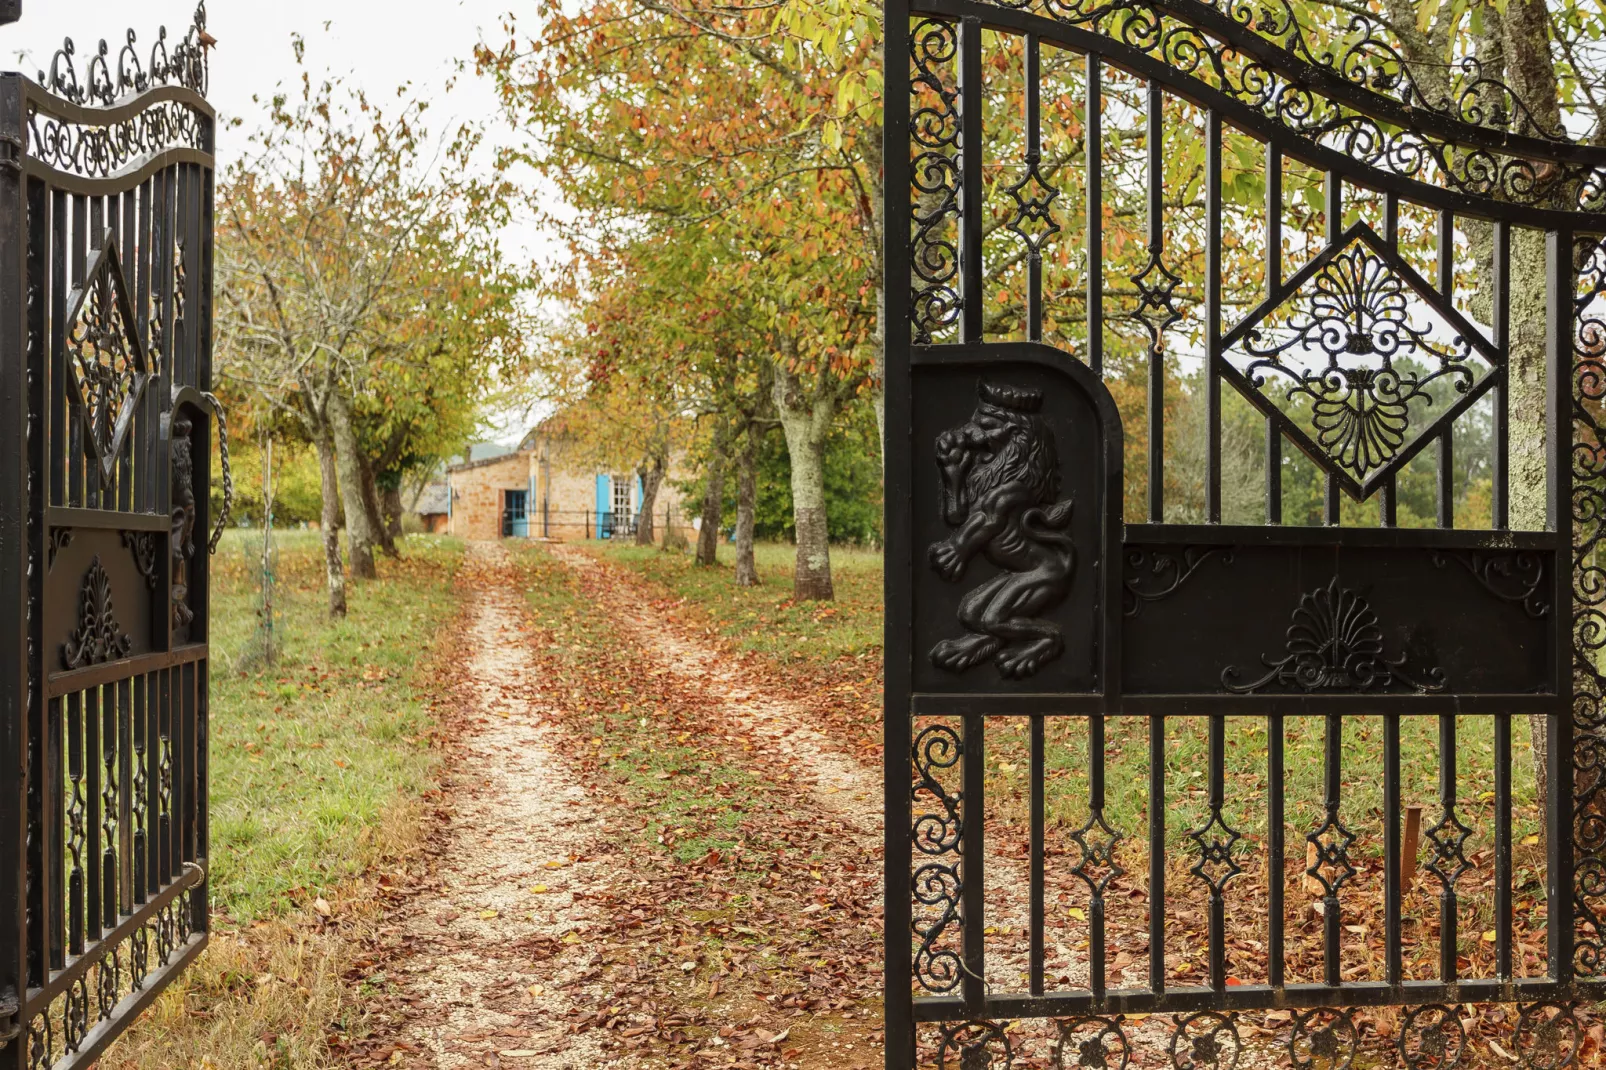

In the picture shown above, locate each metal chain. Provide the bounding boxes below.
[200,391,231,554]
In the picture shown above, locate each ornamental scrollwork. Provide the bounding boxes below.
[1429,549,1548,618]
[937,1020,1013,1069]
[61,554,133,670]
[1514,1002,1580,1070]
[1399,1004,1465,1070]
[972,0,1606,209]
[27,98,207,180]
[928,382,1075,680]
[1169,1011,1240,1070]
[910,19,961,343]
[1570,236,1606,977]
[64,237,147,485]
[1220,577,1446,694]
[1004,155,1061,257]
[1289,1008,1358,1070]
[1123,546,1229,616]
[911,721,963,994]
[1231,235,1481,484]
[1055,1016,1131,1070]
[38,3,209,106]
[121,530,160,589]
[47,527,74,571]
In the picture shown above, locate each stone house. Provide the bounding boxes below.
[444,425,689,541]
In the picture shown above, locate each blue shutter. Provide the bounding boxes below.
[635,474,644,514]
[595,474,610,538]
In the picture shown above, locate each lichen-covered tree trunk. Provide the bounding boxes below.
[314,427,348,618]
[697,422,729,567]
[636,458,664,546]
[328,389,378,579]
[773,359,838,601]
[734,426,759,588]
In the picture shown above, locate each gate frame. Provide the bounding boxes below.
[0,4,219,1066]
[882,0,1606,1064]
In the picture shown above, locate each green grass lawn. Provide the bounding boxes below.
[206,529,464,919]
[592,539,882,664]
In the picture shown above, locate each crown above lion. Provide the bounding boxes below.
[977,381,1044,415]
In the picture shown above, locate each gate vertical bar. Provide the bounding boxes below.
[21,129,45,1008]
[961,713,985,1011]
[1145,82,1163,523]
[0,70,29,1066]
[1086,54,1102,374]
[1204,111,1221,524]
[881,1,913,1065]
[1492,221,1510,530]
[1024,36,1042,343]
[958,18,982,345]
[1546,229,1574,983]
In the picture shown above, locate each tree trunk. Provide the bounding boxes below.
[360,451,398,558]
[734,425,759,587]
[1494,0,1565,840]
[382,483,405,540]
[697,423,729,567]
[773,361,836,601]
[636,457,664,546]
[327,390,377,579]
[314,426,348,618]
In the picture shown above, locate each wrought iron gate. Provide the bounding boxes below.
[883,0,1606,1065]
[0,5,222,1067]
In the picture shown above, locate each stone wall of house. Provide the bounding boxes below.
[531,436,692,541]
[447,454,532,540]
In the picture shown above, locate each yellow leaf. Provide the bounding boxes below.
[1523,834,1540,846]
[1068,907,1087,921]
[1416,0,1444,32]
[562,931,581,944]
[479,909,499,920]
[530,885,549,894]
[1482,930,1497,942]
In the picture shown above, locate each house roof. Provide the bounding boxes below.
[414,482,450,515]
[446,450,527,474]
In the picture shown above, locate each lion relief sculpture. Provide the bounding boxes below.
[928,381,1076,679]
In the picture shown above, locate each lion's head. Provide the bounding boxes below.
[935,381,1059,525]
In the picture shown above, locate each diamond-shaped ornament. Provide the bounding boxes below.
[1221,222,1497,499]
[64,233,148,484]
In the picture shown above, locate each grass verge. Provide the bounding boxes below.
[101,530,465,1070]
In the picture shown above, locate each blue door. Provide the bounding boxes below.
[505,490,528,537]
[595,474,611,538]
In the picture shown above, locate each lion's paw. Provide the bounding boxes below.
[930,634,1002,673]
[995,637,1063,679]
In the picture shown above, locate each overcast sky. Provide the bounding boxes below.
[6,0,558,443]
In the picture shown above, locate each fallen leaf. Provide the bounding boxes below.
[480,910,499,920]
[313,897,332,918]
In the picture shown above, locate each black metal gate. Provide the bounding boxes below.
[0,5,223,1066]
[883,0,1606,1065]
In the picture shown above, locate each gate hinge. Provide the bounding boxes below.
[0,987,19,1046]
[0,131,23,174]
